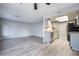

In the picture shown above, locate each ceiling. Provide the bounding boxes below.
[0,3,79,23]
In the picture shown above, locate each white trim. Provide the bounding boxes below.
[0,35,30,40]
[0,35,43,40]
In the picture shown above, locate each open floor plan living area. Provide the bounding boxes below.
[0,3,79,56]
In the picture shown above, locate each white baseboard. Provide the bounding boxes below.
[0,35,43,40]
[0,35,31,40]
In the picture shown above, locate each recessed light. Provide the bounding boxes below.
[57,11,61,13]
[20,3,23,4]
[15,15,19,17]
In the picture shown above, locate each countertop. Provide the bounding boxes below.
[44,28,54,32]
[68,32,79,34]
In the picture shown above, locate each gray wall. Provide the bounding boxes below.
[2,20,33,38]
[32,21,43,37]
[0,19,43,39]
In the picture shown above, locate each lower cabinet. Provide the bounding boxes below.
[70,32,79,51]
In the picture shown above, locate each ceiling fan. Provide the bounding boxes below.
[34,3,51,10]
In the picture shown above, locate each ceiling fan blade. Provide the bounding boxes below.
[34,3,37,10]
[46,3,51,5]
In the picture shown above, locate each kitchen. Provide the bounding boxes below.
[43,10,79,51]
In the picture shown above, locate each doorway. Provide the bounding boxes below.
[58,22,67,40]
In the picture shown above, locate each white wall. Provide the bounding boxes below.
[32,21,43,37]
[2,20,33,38]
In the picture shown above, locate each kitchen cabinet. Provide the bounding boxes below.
[70,32,79,51]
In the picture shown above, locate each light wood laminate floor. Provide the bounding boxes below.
[0,36,79,56]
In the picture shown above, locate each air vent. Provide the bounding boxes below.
[15,15,19,17]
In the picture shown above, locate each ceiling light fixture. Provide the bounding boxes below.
[55,16,68,22]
